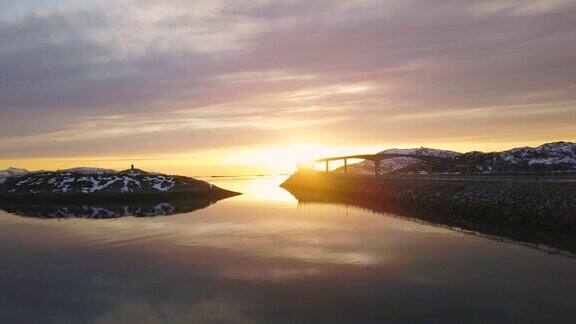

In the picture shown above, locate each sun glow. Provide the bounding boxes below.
[222,143,381,173]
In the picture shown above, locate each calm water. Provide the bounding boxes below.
[1,176,575,323]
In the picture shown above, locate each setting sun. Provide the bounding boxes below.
[221,143,382,174]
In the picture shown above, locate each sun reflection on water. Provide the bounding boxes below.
[203,175,296,204]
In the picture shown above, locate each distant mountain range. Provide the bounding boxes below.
[0,167,238,198]
[338,141,576,174]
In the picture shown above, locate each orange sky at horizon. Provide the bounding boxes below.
[2,138,574,176]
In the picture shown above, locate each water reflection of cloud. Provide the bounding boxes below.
[218,266,320,281]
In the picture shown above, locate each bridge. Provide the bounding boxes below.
[311,153,449,176]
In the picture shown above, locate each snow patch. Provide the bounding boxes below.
[79,176,121,193]
[121,177,141,193]
[145,176,175,192]
[56,177,75,193]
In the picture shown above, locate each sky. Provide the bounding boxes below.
[1,0,575,175]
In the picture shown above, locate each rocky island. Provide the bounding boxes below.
[0,166,240,202]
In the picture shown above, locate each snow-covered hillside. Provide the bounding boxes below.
[496,142,576,167]
[338,142,576,174]
[0,167,237,197]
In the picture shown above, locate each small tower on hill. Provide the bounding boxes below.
[131,164,134,171]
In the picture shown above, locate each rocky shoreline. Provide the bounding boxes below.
[281,170,576,235]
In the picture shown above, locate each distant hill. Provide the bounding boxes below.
[337,141,576,174]
[0,167,239,198]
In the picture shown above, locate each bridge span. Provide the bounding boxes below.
[311,153,449,176]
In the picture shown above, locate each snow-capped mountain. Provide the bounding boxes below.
[339,142,576,174]
[0,167,238,197]
[448,141,576,174]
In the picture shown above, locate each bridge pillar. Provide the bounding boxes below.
[325,160,329,172]
[344,158,348,173]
